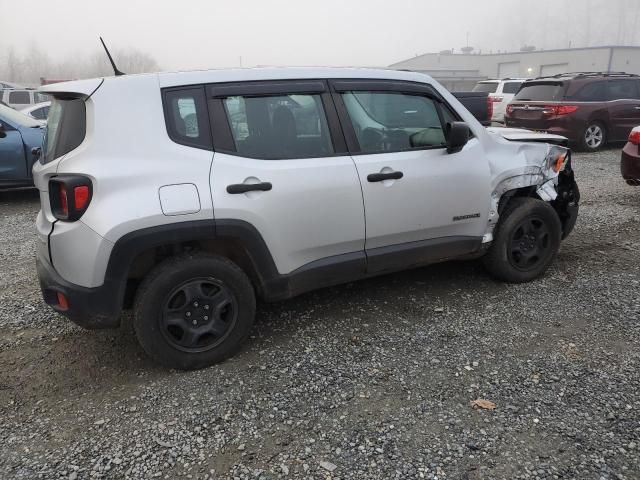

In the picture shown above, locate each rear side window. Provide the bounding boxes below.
[515,83,564,101]
[472,82,498,94]
[163,87,212,150]
[566,81,607,102]
[9,91,30,104]
[341,91,447,153]
[42,98,86,164]
[502,82,522,94]
[607,80,640,100]
[223,94,334,159]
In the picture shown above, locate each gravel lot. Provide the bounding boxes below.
[1,149,639,480]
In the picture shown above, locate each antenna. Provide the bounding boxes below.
[99,37,125,76]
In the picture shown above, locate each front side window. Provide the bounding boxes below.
[42,98,86,164]
[9,91,30,104]
[341,91,447,153]
[163,87,211,150]
[223,94,334,159]
[502,82,523,94]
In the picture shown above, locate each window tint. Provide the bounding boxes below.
[472,82,498,93]
[9,91,30,104]
[502,82,523,94]
[569,82,607,102]
[607,80,640,100]
[42,98,86,164]
[515,83,565,101]
[223,94,334,159]
[342,91,446,153]
[163,88,211,150]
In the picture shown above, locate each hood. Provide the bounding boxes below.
[487,127,568,147]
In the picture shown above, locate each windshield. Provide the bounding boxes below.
[472,82,498,93]
[515,82,565,101]
[0,103,41,128]
[42,98,86,164]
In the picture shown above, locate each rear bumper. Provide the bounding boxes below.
[621,143,640,184]
[505,117,582,143]
[36,253,121,329]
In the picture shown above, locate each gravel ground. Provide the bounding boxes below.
[1,149,639,480]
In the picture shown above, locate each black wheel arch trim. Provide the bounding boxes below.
[103,220,486,319]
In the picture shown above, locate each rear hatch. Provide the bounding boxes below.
[506,81,567,125]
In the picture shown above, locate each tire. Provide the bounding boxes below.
[580,121,606,151]
[482,198,562,283]
[133,253,255,370]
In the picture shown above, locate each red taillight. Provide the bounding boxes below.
[58,185,69,217]
[56,292,69,311]
[629,129,640,145]
[74,185,90,210]
[543,105,579,117]
[487,96,494,119]
[49,176,93,221]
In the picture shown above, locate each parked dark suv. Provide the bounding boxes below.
[505,72,640,151]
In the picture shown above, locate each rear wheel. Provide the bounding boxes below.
[580,122,606,151]
[133,254,255,370]
[483,198,562,283]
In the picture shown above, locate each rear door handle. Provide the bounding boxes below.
[226,182,272,194]
[634,106,640,110]
[367,171,403,182]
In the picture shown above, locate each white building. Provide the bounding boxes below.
[390,46,640,91]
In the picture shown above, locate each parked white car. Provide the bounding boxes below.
[34,67,579,370]
[473,78,526,123]
[1,89,50,110]
[20,101,51,124]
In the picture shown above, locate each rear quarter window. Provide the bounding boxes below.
[42,98,86,164]
[514,83,565,101]
[162,87,212,150]
[502,82,523,94]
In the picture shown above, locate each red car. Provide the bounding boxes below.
[622,126,640,185]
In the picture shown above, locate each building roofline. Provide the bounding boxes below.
[389,45,640,67]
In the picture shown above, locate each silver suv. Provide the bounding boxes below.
[34,68,580,370]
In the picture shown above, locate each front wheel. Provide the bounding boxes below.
[133,254,256,370]
[483,198,562,283]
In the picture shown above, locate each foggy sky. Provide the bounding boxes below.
[1,0,639,71]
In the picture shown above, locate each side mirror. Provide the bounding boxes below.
[446,122,470,154]
[32,147,42,161]
[0,123,5,139]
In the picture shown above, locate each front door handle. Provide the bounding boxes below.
[634,106,640,110]
[227,182,272,194]
[367,171,403,182]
